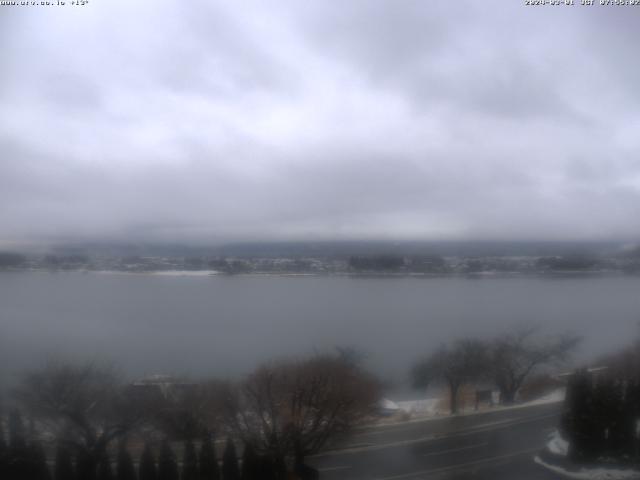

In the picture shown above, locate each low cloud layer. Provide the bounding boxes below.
[2,1,640,246]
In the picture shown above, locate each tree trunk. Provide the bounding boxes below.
[500,387,516,405]
[273,454,287,480]
[294,447,304,470]
[450,383,459,415]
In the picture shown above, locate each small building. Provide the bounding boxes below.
[131,374,195,400]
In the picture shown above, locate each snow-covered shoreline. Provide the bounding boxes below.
[92,269,222,276]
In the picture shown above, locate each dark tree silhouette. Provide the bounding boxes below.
[116,442,136,480]
[198,434,220,480]
[0,417,7,480]
[412,339,488,414]
[7,410,32,480]
[257,456,279,480]
[139,443,157,480]
[597,339,640,381]
[16,363,152,472]
[490,327,580,404]
[562,370,601,462]
[222,439,240,480]
[294,462,319,480]
[157,440,179,480]
[97,454,114,480]
[54,444,75,480]
[8,409,27,448]
[626,378,640,458]
[562,365,640,464]
[76,449,97,480]
[30,440,52,480]
[225,354,380,468]
[181,439,198,480]
[240,442,260,480]
[154,380,226,441]
[590,340,640,459]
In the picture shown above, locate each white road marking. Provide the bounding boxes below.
[357,416,518,438]
[421,441,487,457]
[374,447,540,480]
[470,417,518,429]
[318,465,352,472]
[312,412,558,457]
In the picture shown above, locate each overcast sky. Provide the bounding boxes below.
[1,1,639,247]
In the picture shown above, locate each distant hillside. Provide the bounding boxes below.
[39,240,627,259]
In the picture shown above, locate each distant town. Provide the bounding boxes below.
[2,241,640,276]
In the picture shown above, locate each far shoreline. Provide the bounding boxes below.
[0,268,635,279]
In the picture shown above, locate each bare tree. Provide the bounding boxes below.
[15,362,152,466]
[153,379,228,440]
[334,345,367,368]
[412,339,488,414]
[490,326,580,404]
[595,334,640,381]
[223,354,381,472]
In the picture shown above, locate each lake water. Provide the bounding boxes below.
[1,271,639,393]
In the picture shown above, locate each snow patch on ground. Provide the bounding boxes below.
[379,398,400,411]
[371,388,566,427]
[395,398,441,416]
[534,456,640,479]
[526,388,566,405]
[538,427,640,479]
[547,430,569,457]
[390,388,565,418]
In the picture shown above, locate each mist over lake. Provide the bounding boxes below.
[1,271,638,393]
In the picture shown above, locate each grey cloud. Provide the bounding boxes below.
[1,0,640,246]
[39,74,103,111]
[278,1,585,120]
[152,2,294,97]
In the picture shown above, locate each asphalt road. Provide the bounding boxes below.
[308,402,564,480]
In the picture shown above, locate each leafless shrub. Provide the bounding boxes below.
[223,353,381,466]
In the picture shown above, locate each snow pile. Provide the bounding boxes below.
[534,456,640,480]
[379,398,400,410]
[387,387,565,420]
[537,429,640,479]
[378,398,401,415]
[396,398,440,416]
[546,430,569,457]
[525,387,566,406]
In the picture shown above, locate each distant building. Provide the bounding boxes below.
[131,374,195,400]
[556,366,608,380]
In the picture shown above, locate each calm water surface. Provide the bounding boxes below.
[1,272,639,391]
